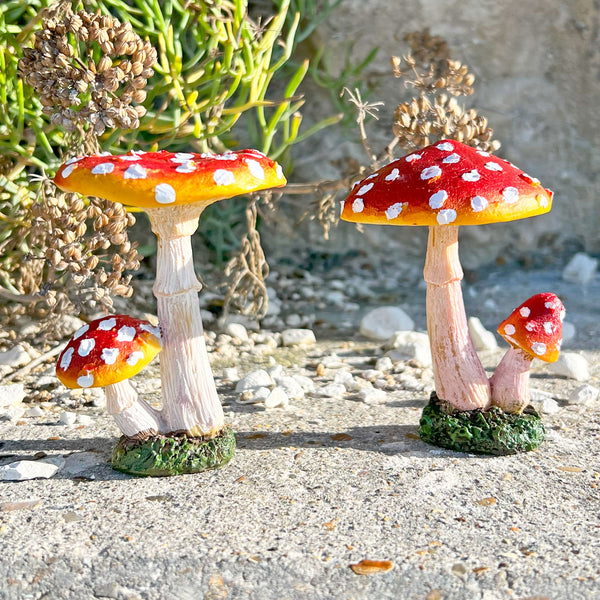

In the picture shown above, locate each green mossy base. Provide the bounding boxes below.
[418,393,545,455]
[111,428,236,476]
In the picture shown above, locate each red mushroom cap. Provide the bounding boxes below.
[340,140,553,226]
[56,314,162,388]
[54,149,286,208]
[497,292,565,362]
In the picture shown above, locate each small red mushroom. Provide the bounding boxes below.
[341,140,553,411]
[57,314,162,436]
[490,293,565,413]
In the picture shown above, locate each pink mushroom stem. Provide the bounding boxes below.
[423,225,491,411]
[489,347,532,413]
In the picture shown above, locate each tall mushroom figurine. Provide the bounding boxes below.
[490,292,564,413]
[340,140,554,454]
[54,149,286,475]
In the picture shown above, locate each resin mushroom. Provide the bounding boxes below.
[490,293,564,413]
[56,314,162,437]
[341,140,553,412]
[54,149,286,474]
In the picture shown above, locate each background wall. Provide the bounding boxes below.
[268,0,600,270]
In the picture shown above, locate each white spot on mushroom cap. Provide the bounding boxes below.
[525,322,535,332]
[436,209,457,225]
[559,309,566,321]
[477,150,490,157]
[544,301,557,309]
[352,198,364,213]
[522,173,540,184]
[484,161,503,172]
[60,347,74,371]
[442,153,460,164]
[91,163,114,175]
[538,195,549,208]
[543,322,554,335]
[357,182,374,196]
[405,153,422,163]
[124,164,147,180]
[77,374,94,388]
[65,157,82,166]
[155,183,176,204]
[126,351,144,366]
[120,153,142,161]
[532,342,547,356]
[73,324,89,340]
[171,153,195,163]
[78,338,95,357]
[385,203,404,220]
[98,318,117,331]
[276,164,284,179]
[339,200,345,213]
[504,324,516,336]
[462,169,480,182]
[520,307,531,318]
[421,166,442,180]
[502,187,520,204]
[471,196,488,212]
[175,161,196,174]
[429,190,447,209]
[140,323,161,340]
[436,142,454,151]
[246,159,265,180]
[385,168,400,181]
[213,169,235,186]
[62,164,75,178]
[117,326,136,343]
[101,347,119,365]
[212,152,236,161]
[366,173,378,180]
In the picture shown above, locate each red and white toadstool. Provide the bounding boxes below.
[56,314,162,436]
[490,292,564,413]
[341,140,553,412]
[54,149,286,445]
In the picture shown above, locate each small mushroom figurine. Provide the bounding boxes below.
[56,315,162,437]
[490,293,565,413]
[341,140,554,454]
[54,149,286,475]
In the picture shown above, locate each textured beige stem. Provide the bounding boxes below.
[423,225,491,411]
[490,347,532,413]
[146,205,224,438]
[105,380,162,437]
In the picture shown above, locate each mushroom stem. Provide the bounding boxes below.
[423,225,491,411]
[146,205,224,438]
[105,379,162,437]
[489,347,532,413]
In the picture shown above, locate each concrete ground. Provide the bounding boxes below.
[0,264,599,600]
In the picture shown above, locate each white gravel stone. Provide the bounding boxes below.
[0,405,25,421]
[540,398,561,415]
[0,345,30,368]
[281,328,316,346]
[274,376,305,400]
[59,411,78,426]
[375,356,393,372]
[24,406,44,418]
[264,387,289,408]
[0,460,60,481]
[321,354,345,368]
[222,367,239,382]
[267,364,285,379]
[468,316,498,351]
[562,252,597,285]
[223,322,249,341]
[530,388,555,402]
[77,414,93,426]
[293,375,315,393]
[385,331,432,367]
[547,352,589,381]
[318,383,346,398]
[0,383,25,407]
[62,452,103,477]
[235,369,273,392]
[363,369,384,382]
[359,388,388,405]
[359,306,415,340]
[568,384,599,405]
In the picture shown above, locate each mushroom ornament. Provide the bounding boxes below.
[340,140,554,454]
[54,149,286,475]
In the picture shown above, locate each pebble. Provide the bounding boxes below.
[540,398,561,415]
[281,328,316,347]
[385,331,432,367]
[0,405,25,421]
[222,367,239,382]
[59,411,78,426]
[0,383,25,407]
[285,314,303,327]
[24,406,44,418]
[293,375,315,393]
[562,252,597,285]
[267,364,284,380]
[568,384,599,405]
[264,387,289,408]
[223,322,249,341]
[318,383,346,398]
[0,460,60,481]
[274,376,305,400]
[359,388,388,405]
[77,414,93,426]
[62,452,104,477]
[547,352,589,381]
[359,306,415,340]
[375,356,393,372]
[467,317,498,351]
[235,369,273,393]
[362,369,384,382]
